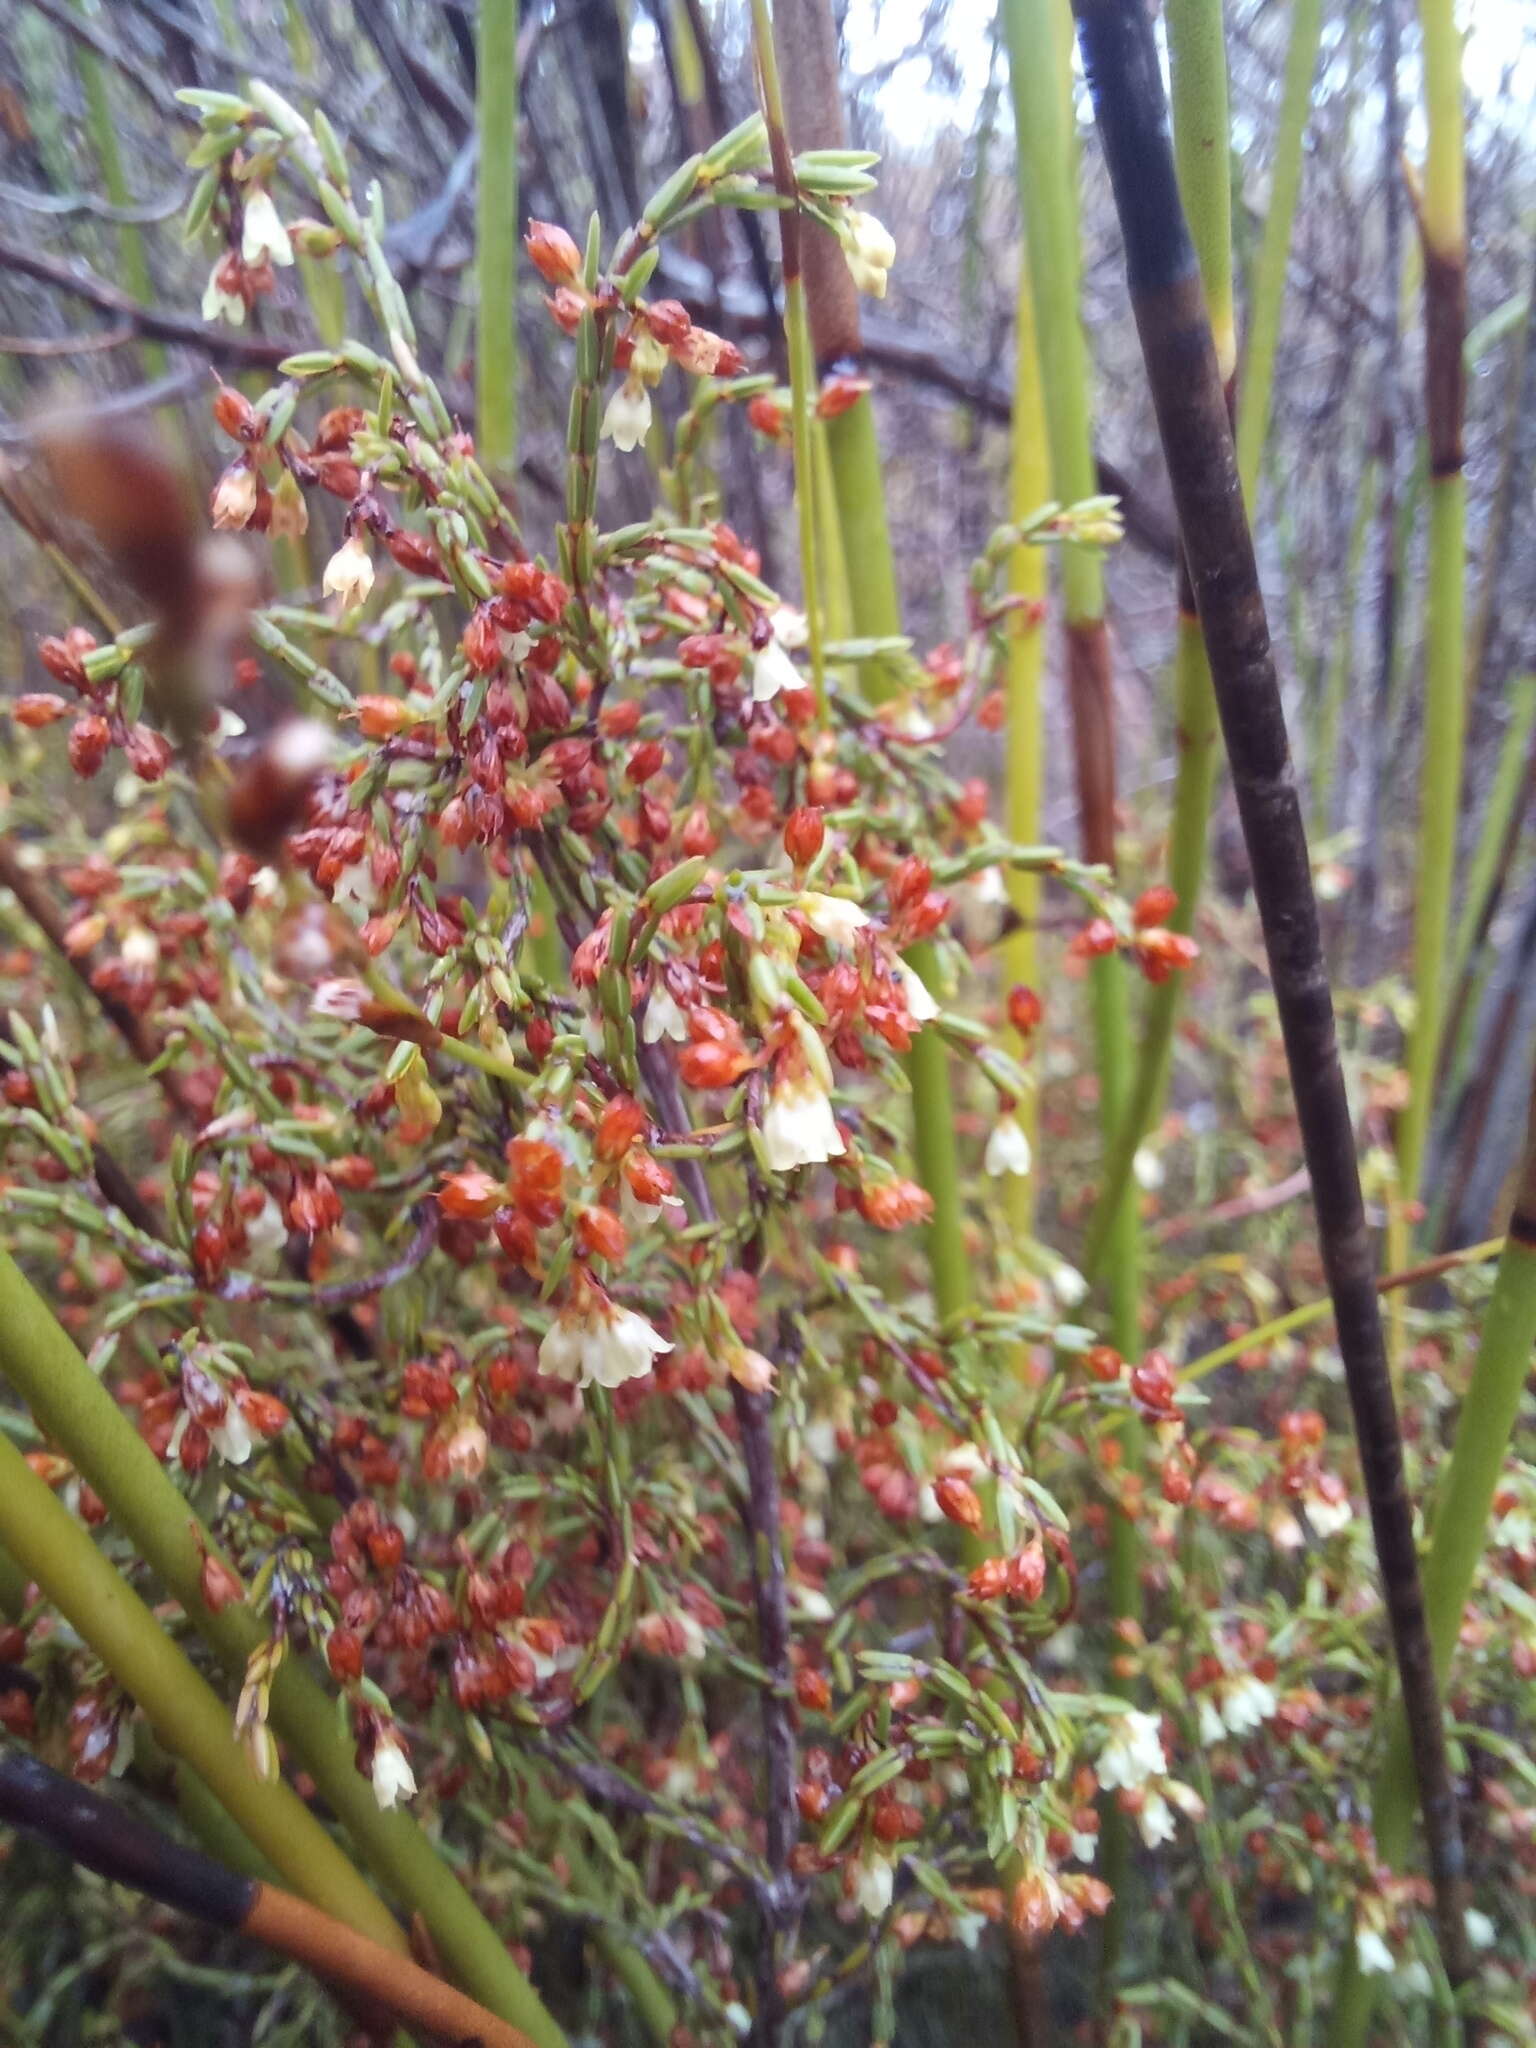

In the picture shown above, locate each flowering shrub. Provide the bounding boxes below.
[1,77,1532,2048]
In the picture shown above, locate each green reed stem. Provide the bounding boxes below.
[1084,0,1233,1278]
[1446,674,1536,1000]
[762,0,967,1313]
[1233,0,1323,507]
[1003,0,1140,1984]
[1002,259,1049,1240]
[476,0,520,476]
[0,1420,400,1946]
[1398,0,1469,1210]
[0,1250,567,2048]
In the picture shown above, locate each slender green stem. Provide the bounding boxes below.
[1002,260,1048,1239]
[784,276,827,704]
[1446,674,1536,999]
[822,400,904,703]
[1233,0,1323,507]
[1311,452,1376,835]
[0,1423,399,1945]
[0,1251,567,2048]
[1085,0,1233,1276]
[1167,0,1234,378]
[476,0,520,475]
[1175,1237,1502,1390]
[765,0,968,1312]
[751,0,826,705]
[1003,0,1140,1987]
[1401,483,1466,1202]
[1398,0,1469,1209]
[72,1,162,382]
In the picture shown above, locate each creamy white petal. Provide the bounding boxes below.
[984,1116,1032,1178]
[762,1072,845,1172]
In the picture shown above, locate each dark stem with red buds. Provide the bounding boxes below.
[1069,0,1473,1997]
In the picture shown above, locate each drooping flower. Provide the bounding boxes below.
[1354,1927,1394,1977]
[202,262,247,327]
[896,959,939,1023]
[323,535,374,611]
[847,1852,894,1919]
[211,465,259,531]
[538,1297,672,1390]
[210,1402,255,1466]
[1136,1788,1177,1848]
[841,209,896,298]
[762,1069,845,1173]
[751,634,801,705]
[370,1731,417,1810]
[1095,1709,1167,1793]
[798,892,870,949]
[1219,1671,1278,1738]
[984,1115,1032,1178]
[241,188,294,269]
[601,376,652,453]
[642,982,689,1044]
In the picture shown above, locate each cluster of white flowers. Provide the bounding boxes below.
[202,187,294,325]
[847,1852,894,1919]
[641,982,689,1044]
[539,1300,672,1390]
[1096,1710,1204,1849]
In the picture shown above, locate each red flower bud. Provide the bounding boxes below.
[642,298,692,347]
[794,1667,832,1712]
[13,692,69,728]
[815,374,870,420]
[67,714,111,778]
[747,393,788,442]
[1134,883,1179,930]
[933,1474,985,1533]
[525,220,582,285]
[784,805,826,867]
[327,1627,365,1680]
[1007,985,1044,1035]
[200,1552,245,1613]
[627,738,666,784]
[575,1205,628,1263]
[212,383,258,440]
[387,527,444,578]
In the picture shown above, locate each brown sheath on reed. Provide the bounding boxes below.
[0,1748,537,2048]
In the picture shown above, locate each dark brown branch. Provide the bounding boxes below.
[638,1042,798,2048]
[0,237,293,368]
[1071,0,1473,1999]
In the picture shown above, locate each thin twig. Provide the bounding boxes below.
[0,237,293,368]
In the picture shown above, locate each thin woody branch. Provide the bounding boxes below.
[1070,0,1473,2000]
